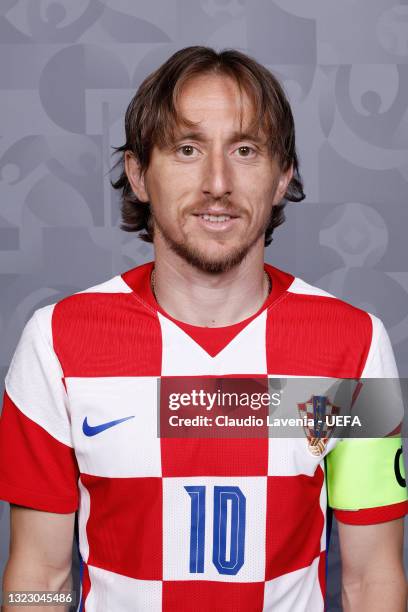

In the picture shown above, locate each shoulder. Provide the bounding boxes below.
[267,262,374,316]
[273,265,377,328]
[28,264,158,378]
[265,264,395,377]
[31,273,134,332]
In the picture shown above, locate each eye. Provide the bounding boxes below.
[235,145,256,158]
[177,145,198,157]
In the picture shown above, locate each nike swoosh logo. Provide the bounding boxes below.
[82,416,135,437]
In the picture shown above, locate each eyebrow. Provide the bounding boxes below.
[172,129,267,146]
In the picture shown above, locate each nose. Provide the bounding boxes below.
[201,147,233,200]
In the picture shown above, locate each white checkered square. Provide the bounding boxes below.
[67,377,161,477]
[262,556,323,611]
[159,310,268,375]
[163,476,267,582]
[85,565,162,611]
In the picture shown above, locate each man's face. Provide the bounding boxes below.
[128,73,293,273]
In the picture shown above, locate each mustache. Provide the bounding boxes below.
[187,196,244,216]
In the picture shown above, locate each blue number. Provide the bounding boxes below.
[185,485,246,575]
[185,486,206,573]
[213,486,246,575]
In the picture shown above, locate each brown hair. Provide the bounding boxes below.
[111,46,305,246]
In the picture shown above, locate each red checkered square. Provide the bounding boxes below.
[265,468,324,580]
[83,475,163,580]
[162,580,265,611]
[161,437,268,477]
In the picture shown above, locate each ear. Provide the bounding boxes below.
[124,151,149,202]
[273,163,294,205]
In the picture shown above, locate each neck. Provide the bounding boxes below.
[151,243,269,327]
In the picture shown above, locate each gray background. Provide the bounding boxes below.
[1,1,408,610]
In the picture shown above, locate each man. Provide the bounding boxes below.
[0,46,407,611]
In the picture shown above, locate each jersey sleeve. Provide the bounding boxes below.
[0,305,79,513]
[326,314,408,525]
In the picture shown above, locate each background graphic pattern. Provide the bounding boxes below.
[1,1,408,609]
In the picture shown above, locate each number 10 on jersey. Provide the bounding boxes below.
[185,485,246,575]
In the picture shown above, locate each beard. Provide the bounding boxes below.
[151,207,268,274]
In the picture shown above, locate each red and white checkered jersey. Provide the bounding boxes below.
[0,261,407,612]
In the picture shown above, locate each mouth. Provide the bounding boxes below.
[192,211,240,232]
[198,213,236,223]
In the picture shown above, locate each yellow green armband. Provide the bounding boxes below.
[326,437,407,510]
